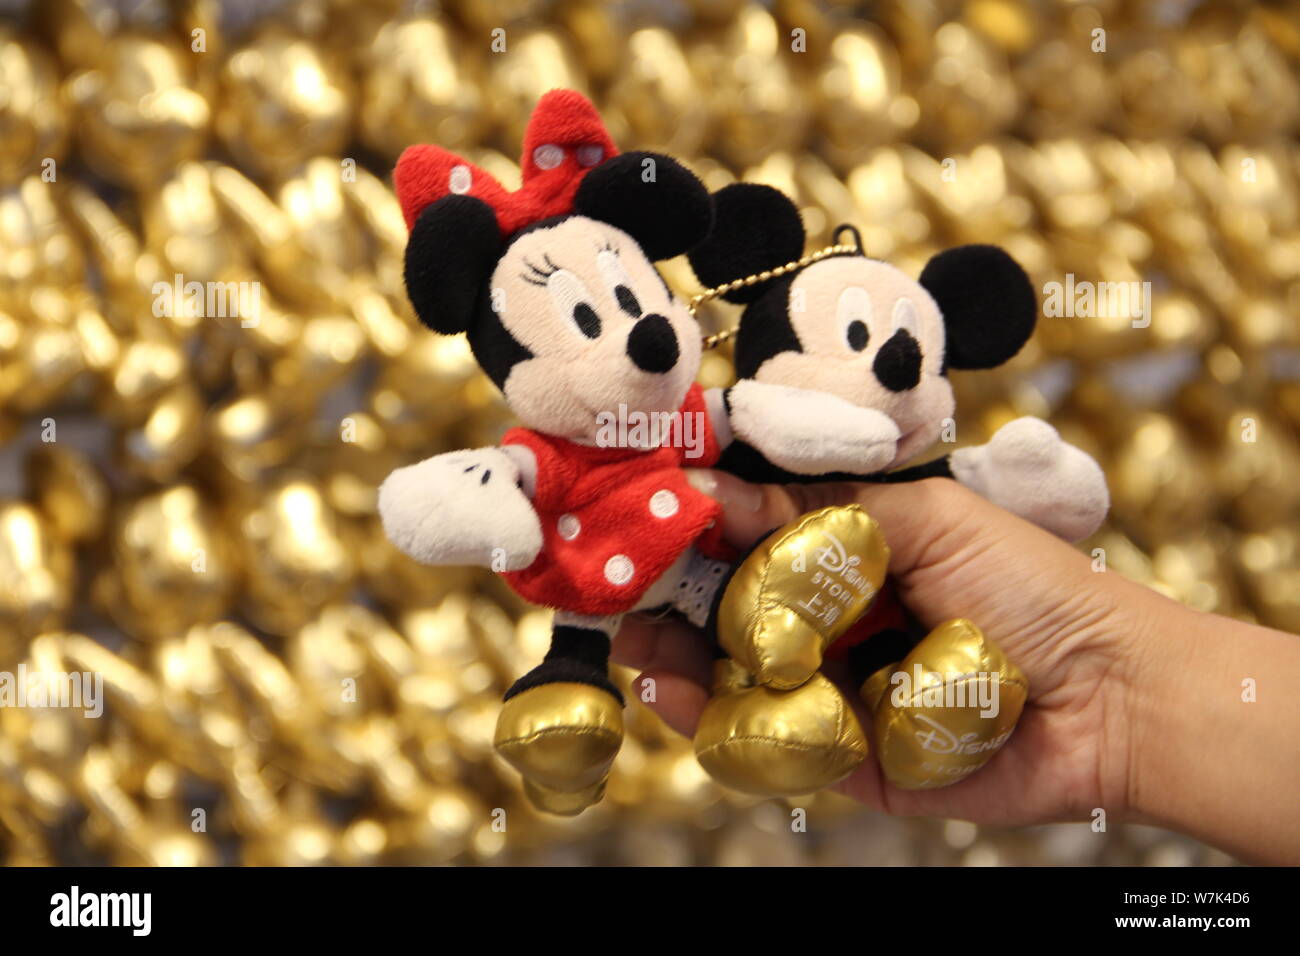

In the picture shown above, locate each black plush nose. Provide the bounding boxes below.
[626,314,679,374]
[873,330,922,392]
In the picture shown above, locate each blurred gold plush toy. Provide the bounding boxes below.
[379,91,906,814]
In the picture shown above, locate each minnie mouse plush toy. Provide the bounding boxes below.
[380,92,921,813]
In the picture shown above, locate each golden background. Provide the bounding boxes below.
[1,0,1296,865]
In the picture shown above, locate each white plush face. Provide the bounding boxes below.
[755,256,955,469]
[490,216,701,443]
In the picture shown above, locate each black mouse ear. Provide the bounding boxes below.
[687,183,805,304]
[404,195,502,334]
[920,244,1038,370]
[572,151,713,261]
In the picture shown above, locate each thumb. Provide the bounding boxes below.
[686,468,994,576]
[685,468,875,551]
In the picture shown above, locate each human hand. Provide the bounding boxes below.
[612,471,1160,828]
[616,470,1300,864]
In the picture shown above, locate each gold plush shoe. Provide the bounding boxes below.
[493,682,623,816]
[694,659,869,796]
[521,778,608,817]
[717,504,889,690]
[861,619,1027,790]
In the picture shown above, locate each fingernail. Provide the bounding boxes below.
[688,468,762,513]
[685,469,717,498]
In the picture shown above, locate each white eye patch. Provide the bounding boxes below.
[546,269,601,340]
[892,297,919,336]
[837,285,872,352]
[596,249,642,317]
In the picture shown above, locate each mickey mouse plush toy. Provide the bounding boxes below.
[380,92,920,814]
[687,182,1109,792]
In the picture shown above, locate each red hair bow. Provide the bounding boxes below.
[394,89,619,236]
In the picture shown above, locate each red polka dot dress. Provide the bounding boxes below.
[501,385,733,616]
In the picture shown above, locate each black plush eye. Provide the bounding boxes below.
[846,319,869,351]
[614,285,641,317]
[572,303,601,338]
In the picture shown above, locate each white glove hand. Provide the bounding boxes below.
[726,380,900,476]
[950,417,1109,542]
[378,447,543,570]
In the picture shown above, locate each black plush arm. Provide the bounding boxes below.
[867,455,953,483]
[715,440,953,486]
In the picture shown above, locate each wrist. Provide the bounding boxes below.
[1111,589,1205,826]
[1060,574,1177,825]
[1118,594,1300,862]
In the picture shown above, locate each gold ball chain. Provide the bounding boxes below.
[694,225,864,349]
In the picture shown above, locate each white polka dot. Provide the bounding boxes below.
[604,554,634,586]
[649,489,679,518]
[557,514,581,540]
[576,144,604,167]
[448,165,472,194]
[532,144,564,170]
